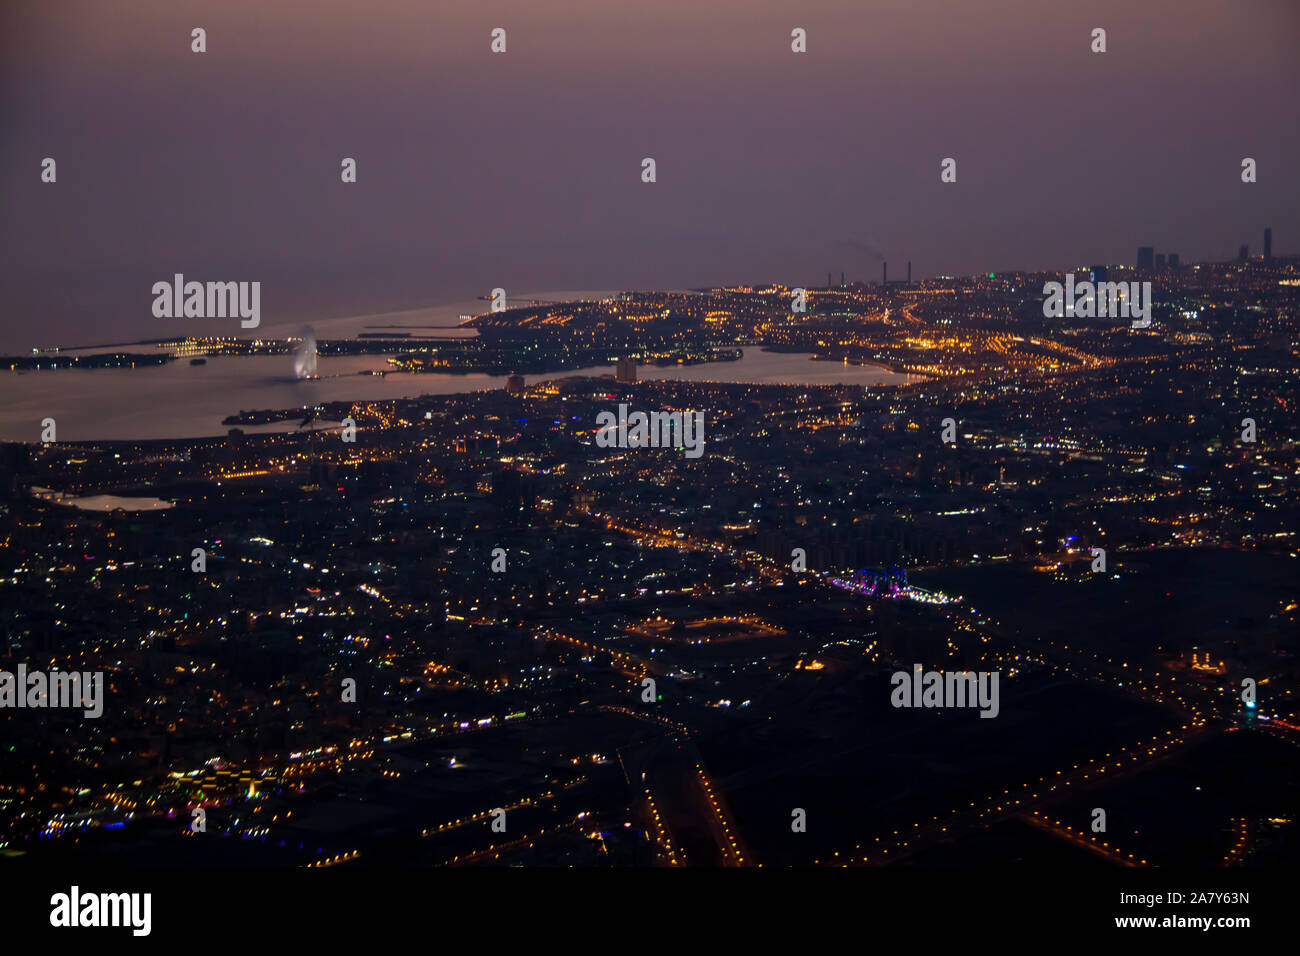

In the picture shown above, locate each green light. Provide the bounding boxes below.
[988,272,995,279]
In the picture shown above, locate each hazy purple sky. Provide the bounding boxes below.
[2,0,1297,351]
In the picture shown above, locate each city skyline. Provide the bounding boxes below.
[1,229,1284,356]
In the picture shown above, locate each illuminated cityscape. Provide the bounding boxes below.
[2,251,1296,873]
[1,0,1295,938]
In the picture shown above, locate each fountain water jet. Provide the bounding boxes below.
[293,326,318,379]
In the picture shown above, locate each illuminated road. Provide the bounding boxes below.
[1020,811,1143,866]
[822,726,1204,866]
[625,733,748,866]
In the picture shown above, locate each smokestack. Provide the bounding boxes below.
[840,271,845,287]
[883,261,888,286]
[907,261,912,284]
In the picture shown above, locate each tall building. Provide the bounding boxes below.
[1137,246,1154,270]
[1168,253,1179,268]
[882,262,888,285]
[615,358,637,384]
[1089,265,1108,283]
[1155,253,1166,268]
[1239,244,1249,262]
[1264,227,1272,260]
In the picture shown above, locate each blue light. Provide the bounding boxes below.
[1246,700,1256,709]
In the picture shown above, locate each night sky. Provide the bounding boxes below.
[1,0,1296,350]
